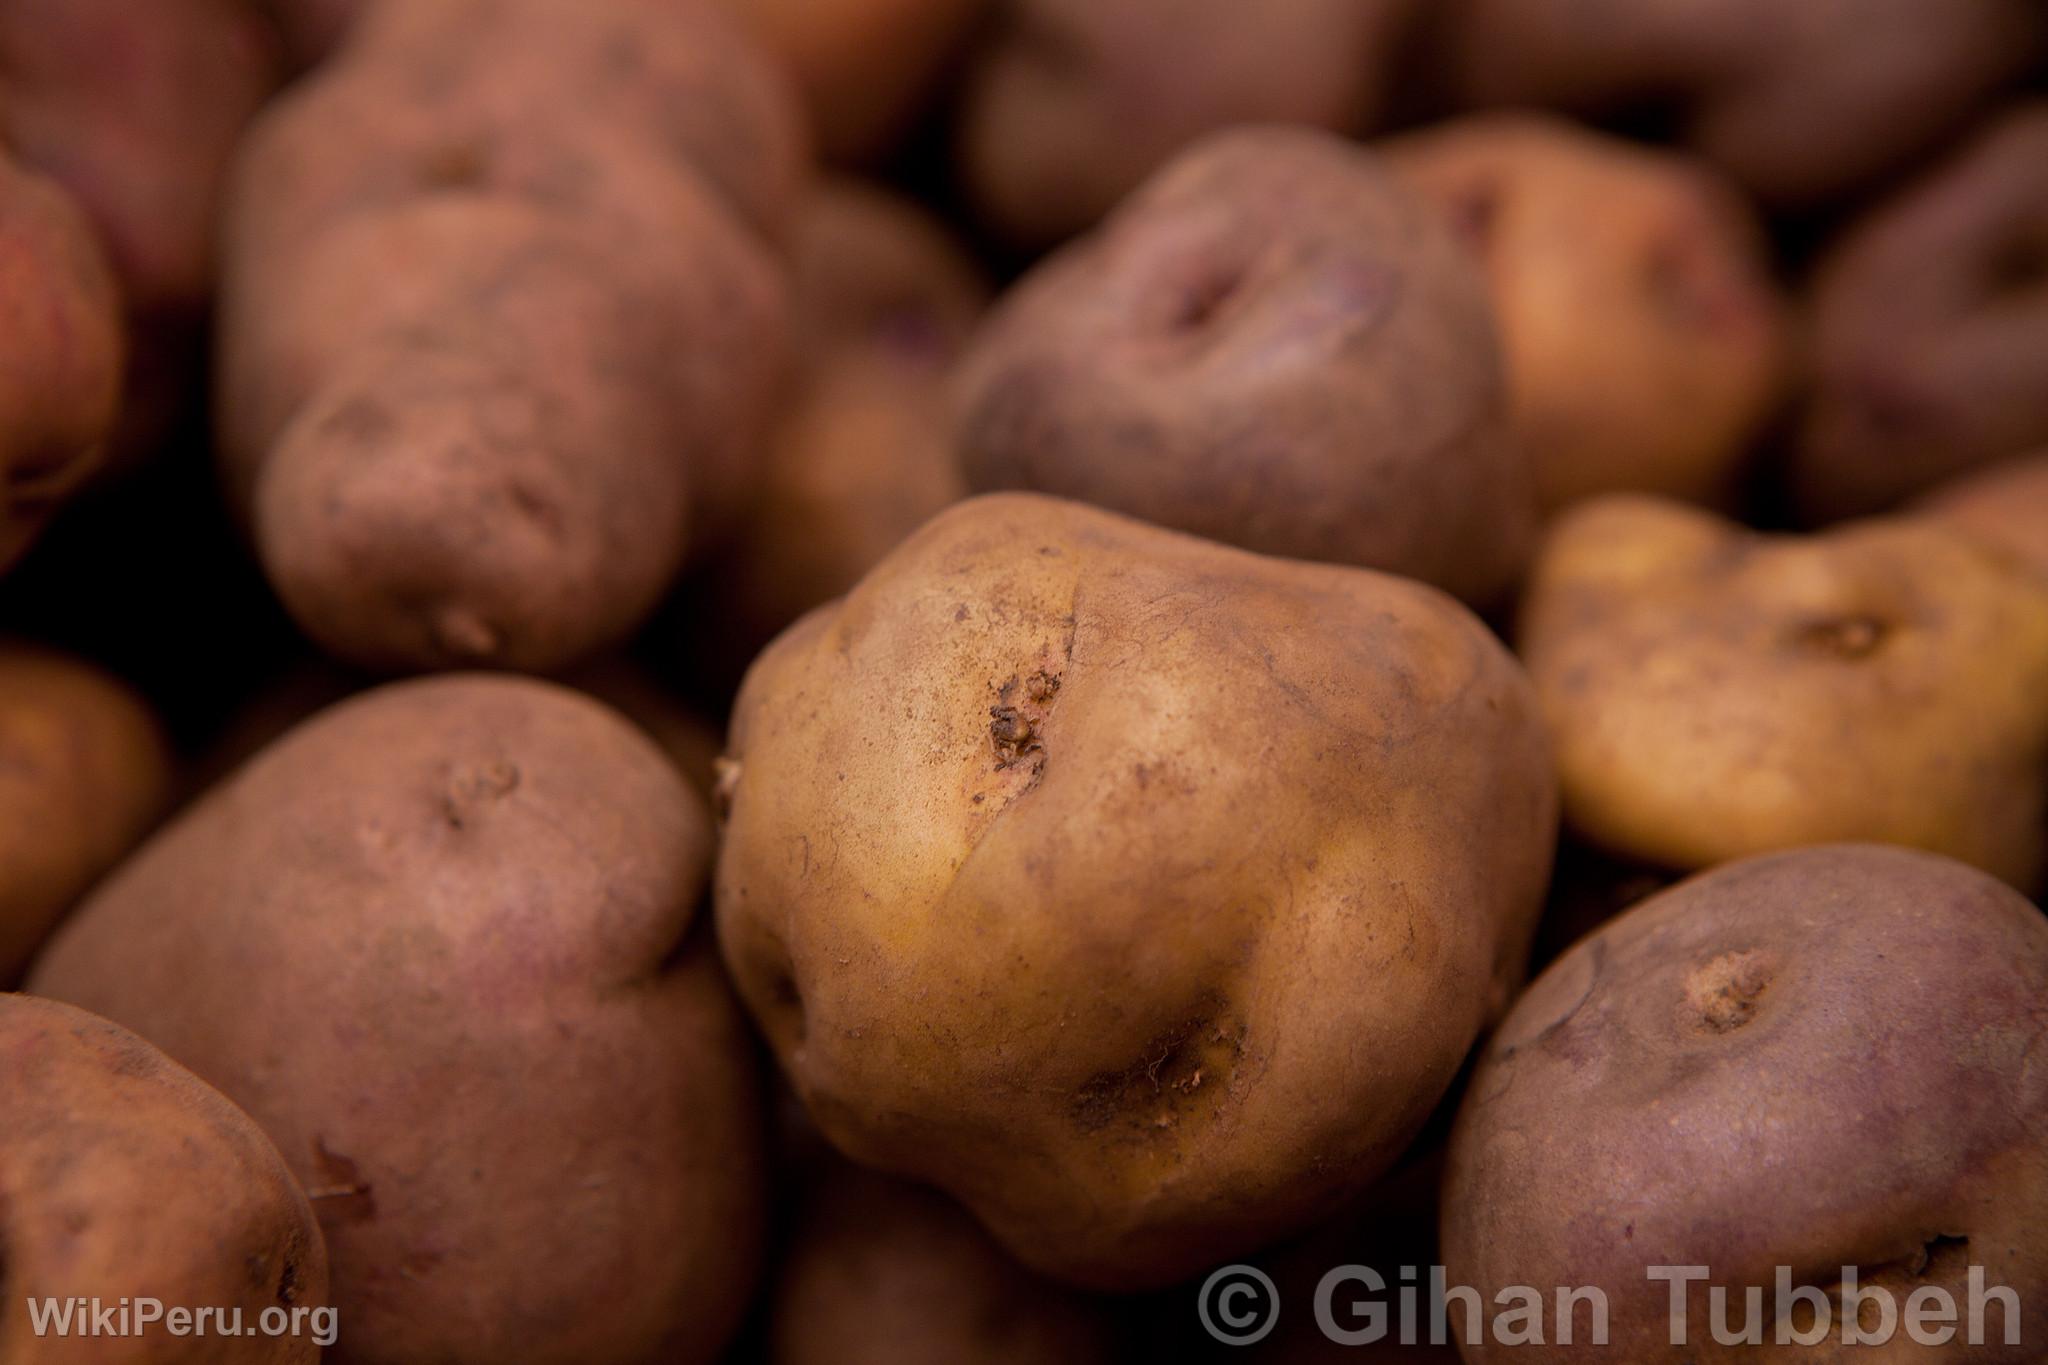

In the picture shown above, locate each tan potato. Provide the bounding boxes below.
[722,0,988,162]
[0,642,170,985]
[1519,494,2048,893]
[1913,451,2048,580]
[1444,844,2048,1363]
[709,180,986,664]
[1,994,332,1364]
[768,1159,1120,1365]
[217,0,801,672]
[1435,0,2043,209]
[1793,104,2048,520]
[956,0,1422,249]
[31,675,766,1365]
[1386,113,1788,514]
[952,127,1535,607]
[0,153,124,574]
[716,493,1558,1289]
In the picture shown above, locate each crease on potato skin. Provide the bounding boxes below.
[717,492,1557,1289]
[29,676,765,1365]
[1520,493,2048,895]
[1444,845,2048,1364]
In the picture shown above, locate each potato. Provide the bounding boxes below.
[0,642,170,985]
[956,0,1422,249]
[1386,114,1788,515]
[31,676,766,1365]
[708,179,986,663]
[1793,103,2048,520]
[0,0,278,320]
[716,493,1558,1289]
[1914,451,2048,580]
[723,0,987,162]
[768,1158,1119,1365]
[1435,0,2043,209]
[0,995,332,1364]
[216,0,800,672]
[952,127,1535,607]
[0,153,124,574]
[1443,844,2048,1363]
[1519,494,2048,893]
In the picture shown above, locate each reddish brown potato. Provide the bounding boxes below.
[957,0,1422,249]
[1794,104,2048,519]
[717,493,1557,1289]
[1387,114,1787,514]
[217,0,802,672]
[723,0,988,161]
[1913,451,2048,580]
[952,126,1535,607]
[1520,495,2048,894]
[32,676,767,1365]
[1,995,332,1364]
[1445,845,2048,1363]
[1435,0,2043,209]
[768,1160,1120,1365]
[0,642,170,985]
[0,153,124,573]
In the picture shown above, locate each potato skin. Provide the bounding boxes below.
[0,643,169,984]
[31,676,766,1365]
[1386,114,1787,515]
[1914,451,2048,581]
[1443,845,2048,1364]
[767,1160,1119,1365]
[717,493,1557,1289]
[1,995,332,1364]
[1435,0,2043,209]
[710,179,986,660]
[723,0,987,162]
[953,127,1535,607]
[0,155,124,573]
[217,0,800,672]
[956,0,1421,249]
[1794,104,2048,520]
[1520,494,2048,894]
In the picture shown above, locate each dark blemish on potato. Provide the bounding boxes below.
[307,1139,376,1224]
[1788,614,1888,659]
[1447,181,1502,249]
[441,760,521,828]
[989,706,1037,765]
[1072,1005,1246,1136]
[1168,263,1248,334]
[431,606,502,663]
[419,141,490,191]
[315,396,398,448]
[954,604,970,622]
[1684,949,1774,1033]
[276,1252,301,1305]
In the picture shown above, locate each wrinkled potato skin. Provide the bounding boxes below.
[1915,452,2048,581]
[0,155,124,573]
[718,493,1558,1289]
[0,644,169,984]
[1794,104,2048,520]
[768,1161,1118,1365]
[31,677,766,1365]
[218,0,800,673]
[1387,114,1787,514]
[1520,495,2048,893]
[724,0,987,162]
[1444,845,2048,1363]
[0,996,332,1365]
[953,128,1534,607]
[957,0,1421,249]
[1436,0,2043,209]
[716,180,986,655]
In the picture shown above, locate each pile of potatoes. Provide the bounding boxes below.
[2,1,2046,1361]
